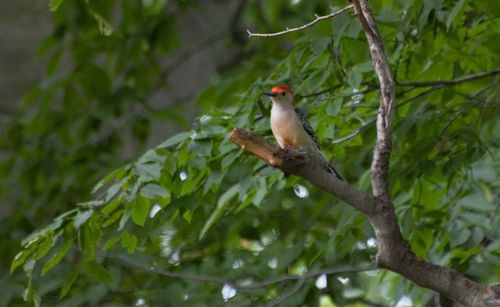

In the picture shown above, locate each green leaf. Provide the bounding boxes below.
[298,70,331,92]
[450,227,471,248]
[118,208,132,231]
[102,196,123,216]
[188,140,212,157]
[138,149,167,165]
[252,179,268,206]
[449,246,481,264]
[83,261,114,284]
[59,270,78,298]
[73,210,94,228]
[103,236,121,251]
[77,200,104,209]
[92,166,129,194]
[181,169,207,196]
[217,184,240,208]
[121,232,137,253]
[41,239,74,276]
[103,178,127,202]
[162,151,177,175]
[446,0,465,30]
[326,97,342,116]
[199,184,240,239]
[277,245,304,270]
[309,37,330,55]
[462,212,492,230]
[23,277,41,307]
[221,152,239,169]
[203,171,224,195]
[34,233,57,260]
[143,0,169,14]
[81,218,102,260]
[131,196,151,227]
[21,218,63,247]
[140,183,170,200]
[182,209,193,223]
[23,259,36,274]
[458,193,493,212]
[10,245,37,273]
[89,11,114,36]
[135,162,162,181]
[49,0,64,12]
[159,131,192,148]
[347,69,362,88]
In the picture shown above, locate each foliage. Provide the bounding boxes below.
[2,0,500,306]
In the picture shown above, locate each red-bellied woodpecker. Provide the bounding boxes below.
[264,85,342,180]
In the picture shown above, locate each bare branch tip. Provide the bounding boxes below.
[243,4,353,38]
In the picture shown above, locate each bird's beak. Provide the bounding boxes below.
[263,92,277,97]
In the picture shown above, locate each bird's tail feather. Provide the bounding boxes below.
[326,164,343,181]
[318,151,343,180]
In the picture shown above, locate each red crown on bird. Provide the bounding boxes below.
[271,85,293,94]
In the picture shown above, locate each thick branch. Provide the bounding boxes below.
[246,5,353,38]
[352,0,395,199]
[229,128,377,214]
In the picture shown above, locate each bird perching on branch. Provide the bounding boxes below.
[264,85,342,180]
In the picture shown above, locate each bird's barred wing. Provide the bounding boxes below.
[294,107,321,150]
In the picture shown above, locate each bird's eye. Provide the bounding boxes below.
[281,92,286,96]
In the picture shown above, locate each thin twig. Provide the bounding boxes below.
[247,5,353,38]
[296,86,339,99]
[264,279,305,307]
[112,253,377,290]
[240,265,376,289]
[332,118,376,144]
[397,68,500,87]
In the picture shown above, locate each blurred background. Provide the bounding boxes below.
[1,0,249,303]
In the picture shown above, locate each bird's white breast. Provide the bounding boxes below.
[270,104,311,148]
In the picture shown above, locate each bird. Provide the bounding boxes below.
[264,85,342,180]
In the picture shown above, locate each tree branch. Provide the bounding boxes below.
[397,68,500,88]
[113,253,376,290]
[229,128,378,214]
[241,264,377,290]
[296,86,339,99]
[263,279,305,307]
[352,0,395,199]
[332,117,375,144]
[246,5,353,38]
